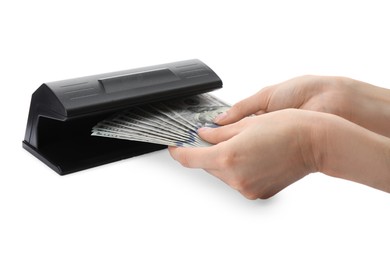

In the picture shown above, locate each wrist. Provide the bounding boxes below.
[297,111,329,174]
[314,112,390,192]
[306,112,332,174]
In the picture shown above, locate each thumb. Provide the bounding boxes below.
[198,119,249,144]
[214,87,273,125]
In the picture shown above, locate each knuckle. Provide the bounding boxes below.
[216,149,237,170]
[257,193,274,200]
[241,191,258,200]
[297,74,318,81]
[228,176,245,191]
[239,188,275,200]
[231,102,246,117]
[227,174,250,194]
[233,180,277,200]
[258,189,278,200]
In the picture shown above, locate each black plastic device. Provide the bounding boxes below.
[23,59,222,175]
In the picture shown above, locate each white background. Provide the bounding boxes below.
[1,0,390,259]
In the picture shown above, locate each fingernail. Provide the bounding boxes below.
[213,112,227,123]
[198,126,214,134]
[197,127,212,133]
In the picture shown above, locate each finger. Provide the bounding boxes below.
[214,86,274,125]
[168,146,218,170]
[197,118,250,144]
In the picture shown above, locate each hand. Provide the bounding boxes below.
[169,109,321,199]
[214,75,390,137]
[169,76,390,199]
[170,108,390,199]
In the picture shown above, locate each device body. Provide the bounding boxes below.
[23,59,222,175]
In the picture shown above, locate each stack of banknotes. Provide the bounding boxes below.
[91,93,230,147]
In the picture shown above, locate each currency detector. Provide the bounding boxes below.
[23,59,222,175]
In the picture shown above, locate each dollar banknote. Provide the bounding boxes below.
[91,93,230,147]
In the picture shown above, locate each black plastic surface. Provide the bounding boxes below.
[23,59,222,175]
